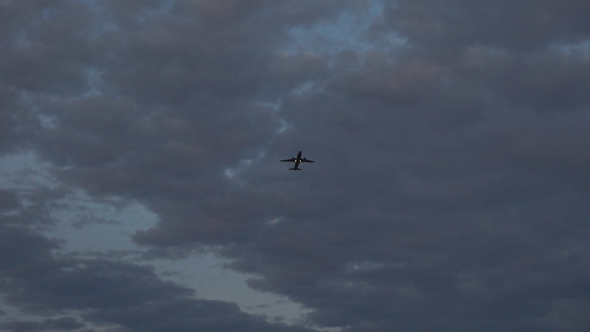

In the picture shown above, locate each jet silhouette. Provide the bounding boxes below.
[280,151,315,171]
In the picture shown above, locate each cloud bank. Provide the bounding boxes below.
[1,0,590,331]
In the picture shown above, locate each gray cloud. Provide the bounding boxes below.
[2,0,590,331]
[2,317,84,332]
[0,189,20,212]
[381,0,590,52]
[0,197,317,332]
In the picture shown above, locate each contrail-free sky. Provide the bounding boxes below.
[1,1,590,331]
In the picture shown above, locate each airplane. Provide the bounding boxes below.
[280,150,314,171]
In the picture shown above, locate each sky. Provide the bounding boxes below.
[1,0,590,331]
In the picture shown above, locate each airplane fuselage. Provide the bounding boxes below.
[292,151,302,170]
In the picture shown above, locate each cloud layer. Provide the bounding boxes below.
[2,0,590,331]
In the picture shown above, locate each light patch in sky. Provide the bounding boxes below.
[255,99,293,133]
[154,253,313,325]
[345,261,405,273]
[81,68,105,97]
[0,152,57,189]
[291,81,318,95]
[224,150,266,183]
[0,152,311,326]
[46,197,156,253]
[552,39,590,58]
[46,188,312,325]
[266,216,284,226]
[285,0,404,56]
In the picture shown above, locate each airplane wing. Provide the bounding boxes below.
[301,158,315,163]
[280,158,295,162]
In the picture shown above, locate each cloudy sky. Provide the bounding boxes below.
[2,0,590,331]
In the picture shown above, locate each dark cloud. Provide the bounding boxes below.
[0,1,101,95]
[2,317,84,332]
[381,0,590,52]
[0,189,20,212]
[0,202,317,332]
[2,0,590,331]
[376,0,590,113]
[85,298,315,332]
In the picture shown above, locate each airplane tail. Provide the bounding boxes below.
[289,167,301,171]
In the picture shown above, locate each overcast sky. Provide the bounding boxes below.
[2,0,590,331]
